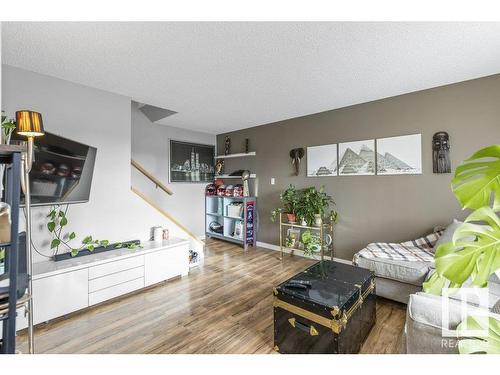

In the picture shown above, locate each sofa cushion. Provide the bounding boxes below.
[354,242,435,263]
[409,292,459,330]
[356,256,432,286]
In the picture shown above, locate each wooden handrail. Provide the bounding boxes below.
[131,159,173,196]
[131,186,203,246]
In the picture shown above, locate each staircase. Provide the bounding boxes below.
[130,159,204,259]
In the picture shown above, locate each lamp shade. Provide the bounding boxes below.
[16,110,45,137]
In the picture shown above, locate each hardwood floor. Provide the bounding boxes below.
[17,239,406,354]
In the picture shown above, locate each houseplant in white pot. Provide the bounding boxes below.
[296,186,337,227]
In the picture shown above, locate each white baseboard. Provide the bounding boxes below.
[256,241,280,251]
[256,241,352,265]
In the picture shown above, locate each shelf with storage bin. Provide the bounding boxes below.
[215,152,256,159]
[205,195,257,250]
[278,214,334,261]
[220,196,244,201]
[224,215,244,220]
[205,196,223,215]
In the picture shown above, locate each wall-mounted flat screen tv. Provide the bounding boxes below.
[13,132,97,206]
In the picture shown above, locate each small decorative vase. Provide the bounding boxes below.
[153,226,163,242]
[300,218,307,226]
[314,214,322,227]
[286,213,296,223]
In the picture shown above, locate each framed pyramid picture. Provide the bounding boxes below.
[376,134,422,175]
[307,144,338,177]
[338,139,375,176]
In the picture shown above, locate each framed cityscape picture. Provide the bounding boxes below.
[338,139,376,176]
[169,140,215,183]
[376,134,422,175]
[307,144,338,177]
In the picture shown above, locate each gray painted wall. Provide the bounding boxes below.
[217,74,500,260]
[2,65,188,263]
[131,102,215,238]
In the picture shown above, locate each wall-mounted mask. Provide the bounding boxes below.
[215,159,224,175]
[289,148,305,176]
[432,132,451,173]
[224,136,231,155]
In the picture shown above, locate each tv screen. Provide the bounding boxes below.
[14,132,97,206]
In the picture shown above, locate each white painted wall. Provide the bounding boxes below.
[2,65,192,263]
[131,103,215,239]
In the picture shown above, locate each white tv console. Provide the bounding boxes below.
[9,237,189,332]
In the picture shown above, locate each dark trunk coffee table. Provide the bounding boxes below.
[273,260,376,354]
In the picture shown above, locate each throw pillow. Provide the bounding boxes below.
[432,219,463,253]
[492,299,500,315]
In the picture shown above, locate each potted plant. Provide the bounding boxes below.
[423,144,500,354]
[301,230,321,256]
[296,186,336,226]
[271,184,301,223]
[46,205,140,259]
[1,111,16,145]
[1,111,16,198]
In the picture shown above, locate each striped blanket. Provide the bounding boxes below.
[353,231,443,264]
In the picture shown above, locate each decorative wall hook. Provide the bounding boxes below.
[289,148,305,176]
[432,132,451,173]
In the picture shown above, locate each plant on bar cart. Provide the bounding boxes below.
[271,184,301,223]
[301,230,321,257]
[296,186,336,227]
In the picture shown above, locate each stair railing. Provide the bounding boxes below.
[131,159,173,196]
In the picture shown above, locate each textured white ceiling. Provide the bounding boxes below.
[2,22,500,134]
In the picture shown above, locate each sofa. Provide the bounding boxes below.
[352,230,440,304]
[353,225,500,353]
[403,275,500,353]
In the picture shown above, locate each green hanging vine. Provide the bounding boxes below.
[47,205,139,257]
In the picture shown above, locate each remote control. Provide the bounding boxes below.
[288,280,312,288]
[284,283,308,290]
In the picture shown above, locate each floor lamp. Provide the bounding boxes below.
[15,110,45,354]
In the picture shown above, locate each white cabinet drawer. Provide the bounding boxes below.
[88,255,144,280]
[89,277,144,306]
[144,245,189,287]
[89,266,144,293]
[33,268,89,324]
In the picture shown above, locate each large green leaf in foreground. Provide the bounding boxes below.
[457,315,500,354]
[424,207,500,293]
[452,145,500,210]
